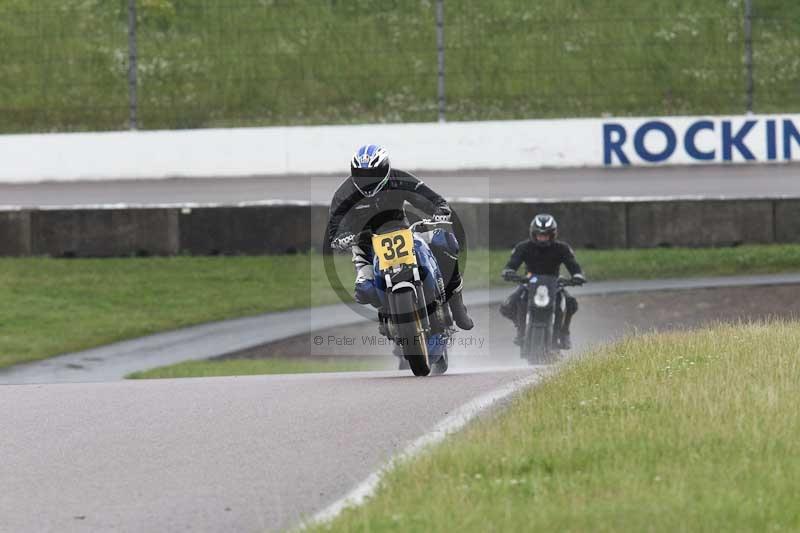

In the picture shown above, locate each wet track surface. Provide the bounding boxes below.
[2,164,799,207]
[2,283,800,532]
[0,368,536,533]
[225,283,800,367]
[5,275,800,384]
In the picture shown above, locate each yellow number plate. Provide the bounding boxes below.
[372,228,417,271]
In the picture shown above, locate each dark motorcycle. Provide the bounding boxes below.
[505,274,580,364]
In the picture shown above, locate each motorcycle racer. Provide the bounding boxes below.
[326,144,473,331]
[499,213,586,348]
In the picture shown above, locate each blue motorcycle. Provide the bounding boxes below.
[370,220,455,376]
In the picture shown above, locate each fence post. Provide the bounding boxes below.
[436,0,446,123]
[127,0,139,130]
[744,0,754,113]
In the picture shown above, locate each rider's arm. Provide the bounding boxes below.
[395,171,451,218]
[326,184,357,248]
[502,243,525,277]
[560,243,585,279]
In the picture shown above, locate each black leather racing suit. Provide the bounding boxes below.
[500,240,584,336]
[326,169,463,304]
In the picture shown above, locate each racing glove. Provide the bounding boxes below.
[432,206,451,223]
[331,233,356,252]
[501,268,517,281]
[572,273,586,285]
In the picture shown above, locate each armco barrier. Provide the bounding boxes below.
[0,198,794,257]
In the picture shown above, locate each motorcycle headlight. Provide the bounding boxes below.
[533,285,550,307]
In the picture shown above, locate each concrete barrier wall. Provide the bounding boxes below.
[0,211,31,256]
[3,114,800,182]
[178,205,315,255]
[29,209,180,257]
[0,198,794,257]
[774,199,800,244]
[626,200,776,248]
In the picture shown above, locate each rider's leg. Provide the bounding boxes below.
[560,291,578,350]
[356,246,405,365]
[444,262,474,331]
[352,245,380,307]
[554,291,565,338]
[425,228,473,330]
[500,286,526,344]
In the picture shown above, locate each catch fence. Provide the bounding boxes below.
[0,0,796,133]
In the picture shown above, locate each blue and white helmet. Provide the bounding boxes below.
[350,144,391,197]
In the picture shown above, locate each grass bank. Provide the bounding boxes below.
[315,320,800,531]
[2,244,799,369]
[127,357,386,379]
[2,1,799,132]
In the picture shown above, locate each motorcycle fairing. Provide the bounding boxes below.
[374,236,443,307]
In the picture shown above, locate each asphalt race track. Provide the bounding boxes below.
[3,279,800,532]
[1,164,798,207]
[0,368,535,533]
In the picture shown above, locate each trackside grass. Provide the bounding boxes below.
[127,357,386,379]
[3,1,800,132]
[313,321,800,532]
[1,244,800,369]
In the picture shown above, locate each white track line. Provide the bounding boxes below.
[301,369,546,529]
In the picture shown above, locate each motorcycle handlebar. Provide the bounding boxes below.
[335,220,451,251]
[503,274,581,287]
[409,219,452,232]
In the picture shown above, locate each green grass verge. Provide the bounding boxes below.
[2,1,799,132]
[315,320,800,532]
[2,244,800,369]
[127,357,385,379]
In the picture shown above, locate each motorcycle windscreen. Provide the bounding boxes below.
[372,228,417,271]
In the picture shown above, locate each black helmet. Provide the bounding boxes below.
[530,213,557,246]
[350,144,391,197]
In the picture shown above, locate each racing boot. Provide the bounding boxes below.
[559,294,577,350]
[513,326,523,346]
[559,330,572,350]
[448,290,474,330]
[393,343,409,370]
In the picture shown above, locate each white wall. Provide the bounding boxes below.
[1,114,799,182]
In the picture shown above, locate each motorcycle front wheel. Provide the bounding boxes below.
[531,325,549,364]
[393,289,431,377]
